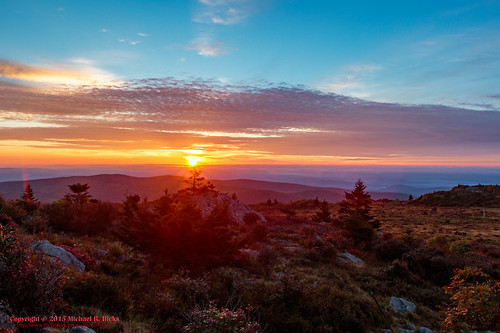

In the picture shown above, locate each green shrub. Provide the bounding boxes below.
[449,241,471,257]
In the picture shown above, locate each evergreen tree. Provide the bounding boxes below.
[338,179,379,247]
[64,183,91,205]
[312,200,333,223]
[180,168,215,195]
[20,184,39,213]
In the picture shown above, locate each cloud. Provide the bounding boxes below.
[187,37,228,56]
[319,64,382,98]
[1,72,499,165]
[195,0,255,25]
[0,59,120,87]
[137,33,149,37]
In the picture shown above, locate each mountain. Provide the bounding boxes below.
[0,174,409,204]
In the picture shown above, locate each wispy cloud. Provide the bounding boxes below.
[195,0,255,25]
[0,59,120,87]
[187,36,229,57]
[137,33,149,37]
[1,71,499,166]
[318,64,382,98]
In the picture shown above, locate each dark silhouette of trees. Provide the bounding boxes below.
[338,179,379,248]
[180,168,215,195]
[64,183,91,205]
[312,200,333,223]
[19,184,39,214]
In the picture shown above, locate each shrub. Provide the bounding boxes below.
[243,212,261,225]
[21,215,49,234]
[183,301,261,333]
[63,272,131,316]
[427,234,449,250]
[374,239,411,261]
[58,245,97,271]
[449,241,471,257]
[109,242,126,258]
[442,267,500,332]
[0,236,66,315]
[403,247,460,286]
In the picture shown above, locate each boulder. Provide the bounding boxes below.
[418,327,434,333]
[338,252,365,265]
[0,303,15,330]
[31,240,85,272]
[406,322,417,331]
[191,192,266,224]
[390,297,416,315]
[69,327,97,333]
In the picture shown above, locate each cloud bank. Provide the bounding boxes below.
[0,60,499,166]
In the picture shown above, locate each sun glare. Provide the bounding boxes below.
[185,156,203,166]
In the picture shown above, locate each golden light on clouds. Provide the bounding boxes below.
[0,59,120,88]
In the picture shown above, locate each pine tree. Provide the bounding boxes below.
[180,168,215,195]
[312,200,333,223]
[65,183,91,205]
[20,184,39,213]
[338,179,379,247]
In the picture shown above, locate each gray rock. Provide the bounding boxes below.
[398,329,412,333]
[418,327,433,333]
[338,251,365,265]
[31,240,85,272]
[383,330,393,333]
[69,327,97,333]
[0,308,15,330]
[406,322,416,331]
[191,192,266,224]
[96,249,108,256]
[390,297,416,314]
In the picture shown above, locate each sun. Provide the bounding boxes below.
[185,156,203,166]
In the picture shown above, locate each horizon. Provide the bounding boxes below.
[1,164,499,194]
[1,1,499,167]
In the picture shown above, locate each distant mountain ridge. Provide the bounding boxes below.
[0,174,409,204]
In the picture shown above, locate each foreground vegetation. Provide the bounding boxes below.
[1,175,499,332]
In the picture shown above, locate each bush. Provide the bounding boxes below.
[63,272,131,316]
[403,247,460,286]
[0,237,66,315]
[58,245,97,271]
[442,267,500,332]
[184,301,261,333]
[374,239,411,261]
[449,241,471,257]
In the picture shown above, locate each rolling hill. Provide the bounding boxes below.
[0,174,409,204]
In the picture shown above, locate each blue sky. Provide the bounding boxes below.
[2,0,499,108]
[0,0,499,167]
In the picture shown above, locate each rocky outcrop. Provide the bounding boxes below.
[390,297,416,315]
[338,252,365,265]
[191,192,266,224]
[31,240,85,272]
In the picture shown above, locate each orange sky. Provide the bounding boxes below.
[1,61,499,167]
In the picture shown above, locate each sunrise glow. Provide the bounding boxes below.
[0,1,498,168]
[185,156,203,167]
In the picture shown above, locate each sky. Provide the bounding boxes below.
[0,0,499,167]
